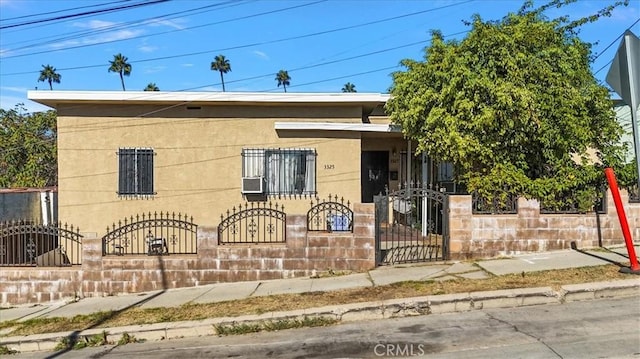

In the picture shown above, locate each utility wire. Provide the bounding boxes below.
[0,0,473,72]
[592,17,640,61]
[2,1,248,50]
[0,0,325,59]
[0,0,169,30]
[0,0,129,22]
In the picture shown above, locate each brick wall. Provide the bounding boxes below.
[449,190,640,259]
[0,204,375,306]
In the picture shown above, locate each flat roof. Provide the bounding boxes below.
[27,90,390,108]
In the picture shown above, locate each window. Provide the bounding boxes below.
[242,148,316,195]
[118,148,154,196]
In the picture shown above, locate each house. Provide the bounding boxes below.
[26,90,430,235]
[1,90,634,305]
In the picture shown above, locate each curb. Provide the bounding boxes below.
[2,279,639,353]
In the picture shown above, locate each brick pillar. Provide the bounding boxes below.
[81,235,104,298]
[448,195,472,259]
[352,203,376,270]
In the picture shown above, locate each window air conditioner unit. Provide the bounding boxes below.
[241,177,265,194]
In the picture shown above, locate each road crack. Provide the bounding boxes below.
[485,312,564,358]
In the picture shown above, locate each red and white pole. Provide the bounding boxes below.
[604,167,640,274]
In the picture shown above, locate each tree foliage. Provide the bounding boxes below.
[108,53,132,91]
[342,82,357,93]
[38,64,61,90]
[0,104,57,188]
[144,82,160,91]
[386,0,630,210]
[211,54,231,92]
[276,70,291,92]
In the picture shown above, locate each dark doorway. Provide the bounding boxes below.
[361,151,389,203]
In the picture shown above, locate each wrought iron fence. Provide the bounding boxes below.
[539,190,607,214]
[472,192,518,214]
[627,185,640,203]
[307,194,353,232]
[0,220,82,267]
[102,212,197,256]
[219,202,286,244]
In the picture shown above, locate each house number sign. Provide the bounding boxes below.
[324,164,335,170]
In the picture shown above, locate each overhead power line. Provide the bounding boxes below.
[2,1,248,51]
[0,0,129,22]
[0,0,473,72]
[0,0,169,30]
[0,0,325,59]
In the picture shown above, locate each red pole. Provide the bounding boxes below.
[604,167,640,273]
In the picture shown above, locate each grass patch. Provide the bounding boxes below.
[0,264,630,337]
[54,331,110,351]
[0,345,19,355]
[214,316,337,336]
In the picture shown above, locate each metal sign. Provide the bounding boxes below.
[606,30,640,190]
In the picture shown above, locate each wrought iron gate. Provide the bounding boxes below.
[375,186,449,265]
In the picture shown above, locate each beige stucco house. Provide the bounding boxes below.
[27,90,431,236]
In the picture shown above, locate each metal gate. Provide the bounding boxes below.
[375,186,449,265]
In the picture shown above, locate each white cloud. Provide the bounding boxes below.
[182,63,194,67]
[253,50,269,60]
[144,18,186,30]
[138,44,158,53]
[143,65,166,74]
[0,48,13,58]
[48,20,144,49]
[1,86,28,93]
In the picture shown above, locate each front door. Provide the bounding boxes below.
[361,151,389,203]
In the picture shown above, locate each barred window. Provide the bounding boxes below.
[242,148,316,195]
[118,148,154,196]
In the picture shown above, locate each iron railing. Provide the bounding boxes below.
[219,202,286,244]
[102,212,197,256]
[307,194,353,232]
[472,192,518,214]
[539,189,607,214]
[0,220,82,267]
[628,185,640,203]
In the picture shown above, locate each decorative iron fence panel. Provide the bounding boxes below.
[219,202,286,244]
[0,220,82,267]
[307,194,353,232]
[539,189,607,214]
[375,185,449,265]
[472,192,518,214]
[102,212,197,256]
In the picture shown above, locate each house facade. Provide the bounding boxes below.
[27,91,427,236]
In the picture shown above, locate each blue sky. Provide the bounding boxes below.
[0,0,638,112]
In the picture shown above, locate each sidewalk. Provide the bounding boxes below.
[2,245,639,353]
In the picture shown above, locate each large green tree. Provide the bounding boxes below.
[37,64,61,90]
[386,0,629,210]
[0,104,57,187]
[210,54,231,92]
[275,70,291,92]
[108,53,132,91]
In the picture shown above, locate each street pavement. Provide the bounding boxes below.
[1,244,639,354]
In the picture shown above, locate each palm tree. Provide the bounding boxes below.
[275,70,291,93]
[341,82,356,93]
[210,54,231,92]
[144,83,160,91]
[108,53,132,91]
[38,64,61,90]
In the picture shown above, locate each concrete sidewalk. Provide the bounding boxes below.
[1,245,639,353]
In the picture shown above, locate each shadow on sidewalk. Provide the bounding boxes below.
[570,242,626,268]
[45,255,169,359]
